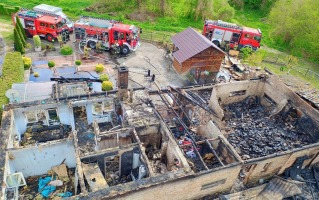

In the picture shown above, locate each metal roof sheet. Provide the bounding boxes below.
[171,28,225,64]
[11,82,54,103]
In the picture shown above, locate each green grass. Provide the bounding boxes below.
[0,14,14,46]
[0,52,24,115]
[1,1,319,89]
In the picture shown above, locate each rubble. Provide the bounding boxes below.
[18,168,75,199]
[225,96,314,158]
[21,124,71,146]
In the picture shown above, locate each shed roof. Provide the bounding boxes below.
[171,28,225,64]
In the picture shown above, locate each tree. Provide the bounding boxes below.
[15,16,27,40]
[15,16,27,47]
[194,0,235,21]
[269,0,319,61]
[160,0,165,16]
[137,0,142,11]
[14,27,25,54]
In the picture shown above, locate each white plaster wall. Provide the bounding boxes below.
[13,104,74,136]
[86,102,93,124]
[13,110,27,137]
[8,141,76,177]
[213,80,265,105]
[58,104,72,125]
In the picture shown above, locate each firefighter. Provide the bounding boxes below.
[83,46,91,59]
[96,41,102,53]
[57,34,63,48]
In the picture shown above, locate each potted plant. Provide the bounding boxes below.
[75,60,81,72]
[33,35,41,52]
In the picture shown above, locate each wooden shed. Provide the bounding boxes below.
[171,28,225,78]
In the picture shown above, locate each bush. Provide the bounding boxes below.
[25,43,32,49]
[0,3,20,16]
[99,74,109,81]
[75,60,82,66]
[14,27,25,54]
[48,61,55,68]
[15,16,27,40]
[34,72,39,77]
[33,35,41,48]
[60,45,73,55]
[0,52,24,115]
[95,63,104,73]
[102,81,113,91]
[22,56,32,70]
[240,47,253,61]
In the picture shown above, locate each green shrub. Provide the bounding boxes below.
[48,61,55,68]
[14,27,25,54]
[25,43,32,49]
[34,72,39,77]
[0,3,20,16]
[16,16,27,40]
[60,45,73,55]
[75,60,82,66]
[22,56,32,70]
[0,52,24,115]
[33,35,41,48]
[99,74,109,81]
[95,63,104,73]
[102,81,113,91]
[240,47,253,61]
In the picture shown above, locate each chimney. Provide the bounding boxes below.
[118,66,128,89]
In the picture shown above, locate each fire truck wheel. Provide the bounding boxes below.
[121,45,129,55]
[46,34,54,42]
[88,41,96,49]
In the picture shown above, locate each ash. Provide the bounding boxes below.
[225,96,314,159]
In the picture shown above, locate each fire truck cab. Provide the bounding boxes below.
[203,20,262,50]
[13,9,70,42]
[74,16,140,55]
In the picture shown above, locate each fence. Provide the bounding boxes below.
[140,31,175,52]
[262,55,319,82]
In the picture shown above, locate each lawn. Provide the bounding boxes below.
[1,1,318,89]
[0,14,14,46]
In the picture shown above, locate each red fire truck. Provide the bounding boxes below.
[13,9,70,42]
[74,16,141,55]
[203,19,262,50]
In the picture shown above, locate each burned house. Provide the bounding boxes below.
[1,68,319,200]
[171,28,225,82]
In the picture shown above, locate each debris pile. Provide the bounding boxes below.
[146,144,169,174]
[104,157,132,186]
[21,124,71,146]
[19,164,75,200]
[225,96,314,159]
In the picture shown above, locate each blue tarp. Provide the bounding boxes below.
[38,177,56,198]
[58,192,73,198]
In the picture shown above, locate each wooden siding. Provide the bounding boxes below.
[172,47,224,74]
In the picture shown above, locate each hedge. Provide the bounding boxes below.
[0,52,24,116]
